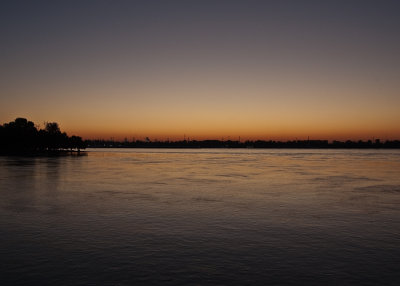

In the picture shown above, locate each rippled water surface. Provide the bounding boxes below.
[1,149,400,285]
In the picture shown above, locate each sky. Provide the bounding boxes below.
[1,0,399,141]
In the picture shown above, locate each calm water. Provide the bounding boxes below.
[1,149,399,285]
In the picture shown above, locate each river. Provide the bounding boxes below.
[1,149,399,285]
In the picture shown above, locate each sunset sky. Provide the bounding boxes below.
[1,0,399,141]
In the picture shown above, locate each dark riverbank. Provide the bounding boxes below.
[86,139,400,149]
[0,150,87,157]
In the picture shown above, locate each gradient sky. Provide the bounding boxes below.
[1,0,399,140]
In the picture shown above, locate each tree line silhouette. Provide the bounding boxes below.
[2,117,399,152]
[0,118,86,154]
[87,138,400,149]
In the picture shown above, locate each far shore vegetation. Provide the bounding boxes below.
[1,118,400,153]
[87,138,400,149]
[0,118,86,155]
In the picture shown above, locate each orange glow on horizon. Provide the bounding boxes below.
[64,124,400,142]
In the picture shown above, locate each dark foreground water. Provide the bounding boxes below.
[1,149,399,285]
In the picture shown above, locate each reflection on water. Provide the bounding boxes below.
[1,149,400,285]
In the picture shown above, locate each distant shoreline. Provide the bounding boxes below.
[85,147,400,150]
[86,139,400,149]
[86,146,400,149]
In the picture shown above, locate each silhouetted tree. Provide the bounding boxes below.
[69,135,86,151]
[45,122,61,134]
[0,118,85,154]
[0,118,38,151]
